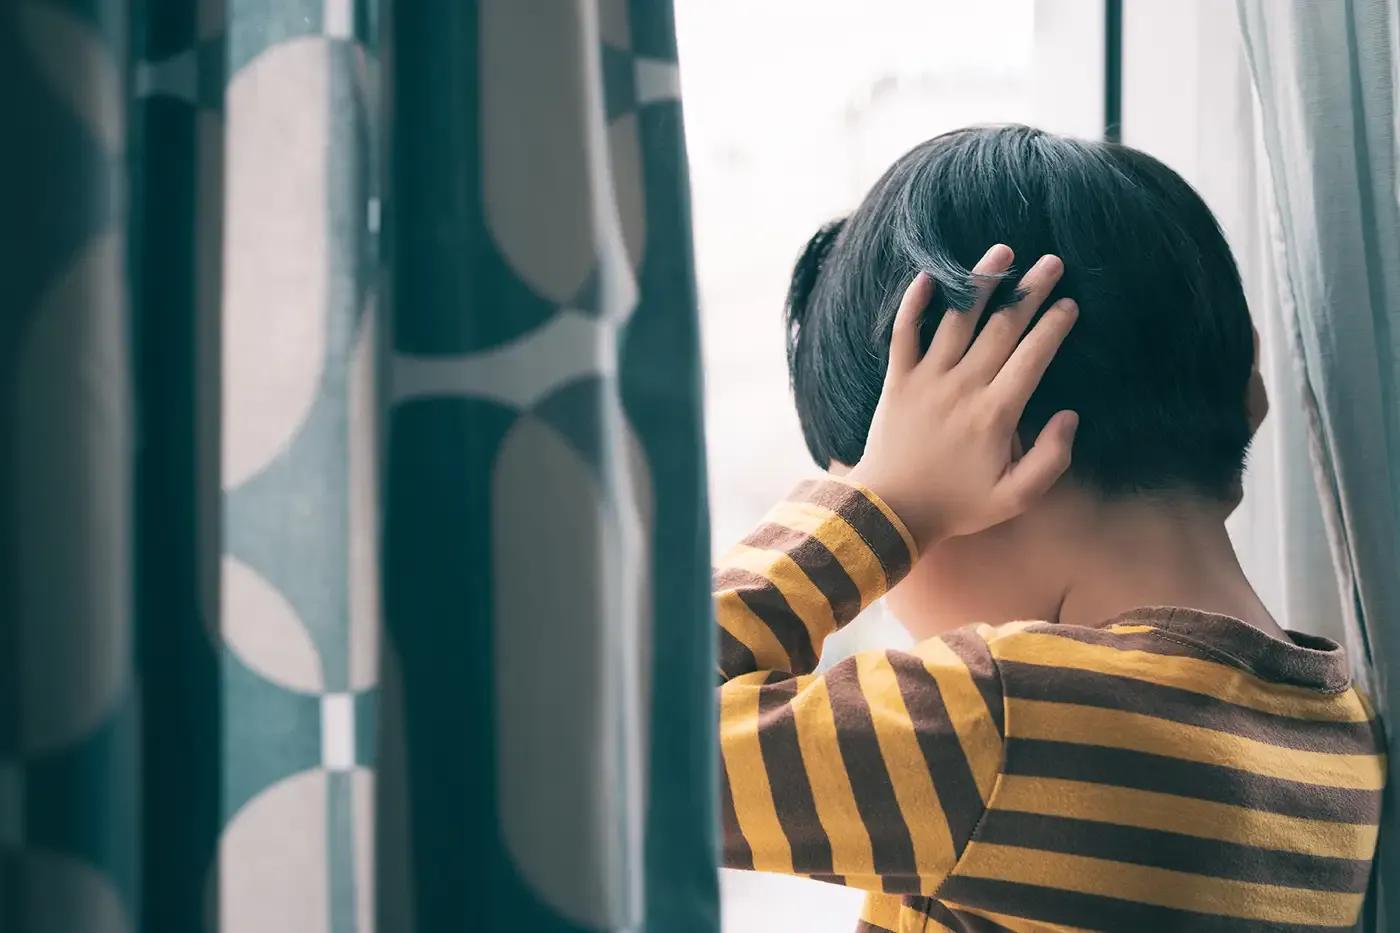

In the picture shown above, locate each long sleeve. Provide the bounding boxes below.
[716,478,1006,896]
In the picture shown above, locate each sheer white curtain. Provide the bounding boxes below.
[1237,2,1400,926]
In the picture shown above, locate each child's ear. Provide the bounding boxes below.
[1247,371,1269,435]
[1247,324,1269,435]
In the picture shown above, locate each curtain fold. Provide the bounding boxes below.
[0,0,717,929]
[381,1,716,931]
[1238,0,1400,927]
[0,0,140,929]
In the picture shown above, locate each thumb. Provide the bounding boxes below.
[996,410,1078,515]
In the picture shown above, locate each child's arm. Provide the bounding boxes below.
[716,249,1078,892]
[716,476,1003,893]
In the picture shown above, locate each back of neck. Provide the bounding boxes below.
[1052,495,1286,639]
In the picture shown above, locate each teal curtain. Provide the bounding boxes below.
[1239,0,1400,927]
[0,0,717,929]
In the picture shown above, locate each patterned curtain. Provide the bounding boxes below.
[0,0,717,930]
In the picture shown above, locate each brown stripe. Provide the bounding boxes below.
[795,479,914,585]
[936,876,1350,933]
[887,650,987,852]
[998,661,1379,755]
[974,809,1372,893]
[719,758,755,870]
[757,674,837,875]
[879,875,924,896]
[718,625,759,680]
[807,872,847,885]
[744,523,863,622]
[714,567,819,673]
[1003,738,1383,825]
[940,629,1005,737]
[823,657,922,894]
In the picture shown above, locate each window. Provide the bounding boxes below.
[673,2,1098,929]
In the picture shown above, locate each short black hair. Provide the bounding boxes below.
[786,124,1255,500]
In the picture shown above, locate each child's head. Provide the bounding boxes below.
[786,124,1264,635]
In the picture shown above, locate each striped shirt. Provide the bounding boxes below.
[717,478,1386,932]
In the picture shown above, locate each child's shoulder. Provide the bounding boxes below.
[962,609,1377,732]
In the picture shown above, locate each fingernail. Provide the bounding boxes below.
[984,244,1013,265]
[1056,298,1078,315]
[1036,254,1064,275]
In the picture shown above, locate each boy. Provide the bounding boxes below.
[715,126,1384,931]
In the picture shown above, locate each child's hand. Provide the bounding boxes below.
[846,245,1080,551]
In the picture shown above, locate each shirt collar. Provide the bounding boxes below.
[1098,606,1353,694]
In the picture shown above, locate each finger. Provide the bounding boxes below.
[887,271,935,379]
[991,297,1078,417]
[994,410,1078,518]
[926,244,1014,371]
[961,253,1064,380]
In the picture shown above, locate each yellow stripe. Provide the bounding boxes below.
[855,651,956,890]
[1107,623,1156,634]
[941,903,1096,933]
[992,630,1372,722]
[990,775,1380,860]
[792,677,877,881]
[955,842,1363,925]
[719,676,793,873]
[826,475,919,562]
[716,590,794,673]
[764,498,888,603]
[911,637,1003,802]
[859,894,958,933]
[859,893,902,930]
[1008,698,1386,790]
[723,543,838,655]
